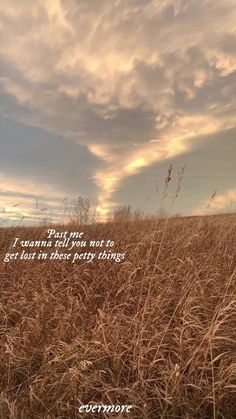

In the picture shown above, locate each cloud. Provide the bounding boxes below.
[0,172,62,223]
[193,188,236,215]
[0,0,236,212]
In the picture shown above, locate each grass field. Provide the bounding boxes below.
[0,214,236,418]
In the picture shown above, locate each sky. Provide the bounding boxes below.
[0,0,236,224]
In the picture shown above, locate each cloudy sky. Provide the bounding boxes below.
[0,0,236,223]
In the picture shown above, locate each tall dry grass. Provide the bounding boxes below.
[0,214,236,418]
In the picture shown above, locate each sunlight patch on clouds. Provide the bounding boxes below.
[88,144,114,162]
[94,112,236,211]
[44,0,73,33]
[126,158,147,171]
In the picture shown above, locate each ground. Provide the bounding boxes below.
[0,214,236,418]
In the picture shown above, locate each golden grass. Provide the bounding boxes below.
[0,214,236,418]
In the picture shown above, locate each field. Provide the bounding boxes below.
[0,214,236,418]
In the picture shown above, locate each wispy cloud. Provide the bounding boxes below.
[193,188,236,215]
